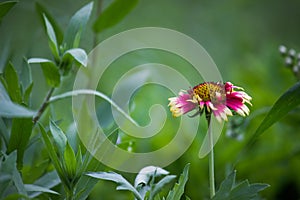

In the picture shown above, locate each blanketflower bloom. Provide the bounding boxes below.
[168,82,252,122]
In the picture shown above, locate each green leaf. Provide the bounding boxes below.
[43,14,59,60]
[23,82,33,105]
[39,124,67,185]
[63,2,93,49]
[35,2,63,44]
[250,81,300,145]
[86,171,143,200]
[0,1,18,21]
[62,48,88,67]
[93,0,139,33]
[28,58,60,87]
[28,170,60,198]
[0,151,27,197]
[151,175,176,200]
[0,81,35,118]
[213,171,269,200]
[7,118,33,170]
[24,184,59,195]
[213,171,236,200]
[49,120,67,156]
[3,62,22,103]
[166,163,190,200]
[63,142,77,178]
[3,194,29,200]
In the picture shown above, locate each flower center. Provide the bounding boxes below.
[193,82,225,102]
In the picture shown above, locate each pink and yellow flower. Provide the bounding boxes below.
[168,82,252,122]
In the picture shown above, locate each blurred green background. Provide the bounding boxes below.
[1,0,300,199]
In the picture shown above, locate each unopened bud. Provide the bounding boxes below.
[289,49,296,57]
[293,65,299,73]
[285,57,293,67]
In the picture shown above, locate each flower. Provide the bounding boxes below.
[168,82,252,122]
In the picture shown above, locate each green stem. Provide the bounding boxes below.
[207,114,215,198]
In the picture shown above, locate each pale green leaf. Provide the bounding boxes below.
[43,14,59,59]
[49,120,67,156]
[63,48,88,67]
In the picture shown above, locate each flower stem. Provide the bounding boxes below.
[206,114,215,198]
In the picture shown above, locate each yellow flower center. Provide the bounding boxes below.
[193,82,225,102]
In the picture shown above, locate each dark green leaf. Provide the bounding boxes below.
[3,194,29,200]
[43,14,59,60]
[86,171,143,200]
[62,48,88,67]
[39,124,67,184]
[0,1,17,21]
[0,117,9,147]
[28,58,60,87]
[35,2,63,44]
[63,142,77,178]
[7,118,33,170]
[23,82,33,105]
[166,163,190,200]
[93,0,138,33]
[63,2,93,49]
[250,81,300,145]
[4,62,22,103]
[213,171,236,200]
[49,120,67,156]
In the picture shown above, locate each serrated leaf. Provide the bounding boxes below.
[4,62,22,103]
[0,1,17,21]
[86,171,143,200]
[28,58,60,87]
[43,14,59,60]
[63,48,88,67]
[250,81,300,145]
[7,118,33,170]
[213,171,236,200]
[49,120,67,156]
[64,142,77,178]
[151,175,176,200]
[166,163,190,200]
[93,0,138,33]
[35,2,63,44]
[63,2,93,49]
[134,166,169,187]
[24,184,59,195]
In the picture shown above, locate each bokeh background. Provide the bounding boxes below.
[1,0,300,199]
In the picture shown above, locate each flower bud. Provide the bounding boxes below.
[279,45,287,55]
[293,65,299,73]
[289,49,296,57]
[285,57,293,67]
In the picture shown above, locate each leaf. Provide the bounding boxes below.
[86,171,143,200]
[250,81,300,145]
[7,118,33,170]
[24,184,59,195]
[28,58,60,87]
[35,2,63,44]
[62,48,88,67]
[134,166,169,187]
[0,151,27,197]
[213,171,269,200]
[151,175,176,199]
[49,120,67,156]
[213,171,236,200]
[39,124,67,185]
[0,1,17,21]
[43,14,59,60]
[63,142,77,178]
[28,170,60,198]
[93,0,139,33]
[63,2,93,49]
[3,62,22,103]
[166,163,190,200]
[23,82,33,105]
